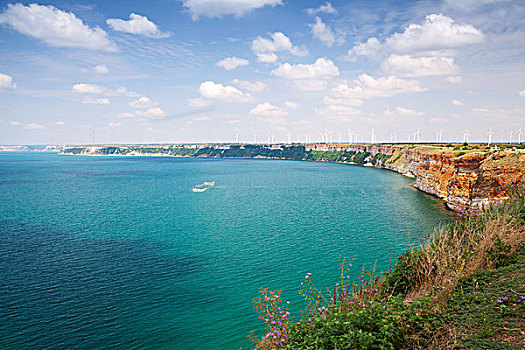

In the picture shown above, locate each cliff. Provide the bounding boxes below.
[61,143,525,211]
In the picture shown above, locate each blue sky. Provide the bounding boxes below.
[0,0,524,144]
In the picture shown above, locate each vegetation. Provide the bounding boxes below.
[248,183,525,349]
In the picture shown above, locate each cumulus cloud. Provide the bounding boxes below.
[106,13,171,38]
[292,79,328,91]
[315,105,360,119]
[24,123,45,130]
[198,81,253,102]
[136,107,166,118]
[82,98,110,104]
[344,37,382,61]
[284,101,298,109]
[116,112,136,118]
[0,3,117,51]
[382,54,459,77]
[0,73,16,89]
[310,17,335,47]
[256,53,278,63]
[10,121,21,126]
[216,57,249,70]
[345,14,483,60]
[182,0,283,20]
[93,64,109,74]
[271,58,339,80]
[386,14,484,53]
[249,102,289,117]
[129,96,156,108]
[519,90,525,97]
[306,2,338,15]
[332,74,426,99]
[252,32,308,62]
[323,96,363,106]
[187,97,211,107]
[72,83,104,94]
[55,121,65,126]
[451,99,463,106]
[384,106,424,117]
[231,79,267,92]
[447,76,463,83]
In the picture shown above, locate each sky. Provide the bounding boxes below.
[0,0,524,145]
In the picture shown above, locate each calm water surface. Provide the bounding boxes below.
[0,153,451,349]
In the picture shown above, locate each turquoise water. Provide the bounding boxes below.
[0,153,451,349]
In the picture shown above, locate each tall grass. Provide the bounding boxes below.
[248,183,525,349]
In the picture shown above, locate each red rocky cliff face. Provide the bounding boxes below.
[383,147,524,211]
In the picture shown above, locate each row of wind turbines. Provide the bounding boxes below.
[234,128,524,145]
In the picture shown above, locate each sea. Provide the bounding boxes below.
[0,152,452,349]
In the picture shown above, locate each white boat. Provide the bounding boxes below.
[192,187,208,192]
[203,181,215,186]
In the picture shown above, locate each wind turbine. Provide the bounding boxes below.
[487,128,494,146]
[414,129,421,143]
[436,129,443,143]
[347,129,354,144]
[338,134,342,144]
[518,128,523,144]
[370,128,376,144]
[305,132,311,144]
[253,134,257,144]
[462,129,470,144]
[390,132,398,143]
[271,133,275,144]
[235,131,239,144]
[287,131,292,144]
[509,130,513,144]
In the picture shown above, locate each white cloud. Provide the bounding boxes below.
[0,73,16,89]
[114,87,141,97]
[249,102,289,117]
[231,79,267,92]
[386,14,484,53]
[444,0,510,11]
[106,13,170,38]
[198,81,253,102]
[519,90,525,97]
[10,121,21,126]
[182,0,283,20]
[345,37,382,61]
[82,98,110,104]
[293,79,328,91]
[447,76,463,83]
[116,112,136,118]
[473,107,489,113]
[310,17,335,47]
[306,2,338,15]
[252,32,308,62]
[187,97,212,107]
[332,74,426,99]
[323,96,363,106]
[451,99,463,106]
[284,101,298,109]
[194,116,210,121]
[55,121,65,126]
[136,107,166,118]
[0,3,117,51]
[93,64,109,74]
[129,96,156,108]
[384,106,424,117]
[271,58,339,80]
[216,57,249,70]
[345,14,483,61]
[108,122,122,127]
[72,83,104,94]
[24,123,45,130]
[382,54,459,77]
[315,105,360,118]
[256,53,278,63]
